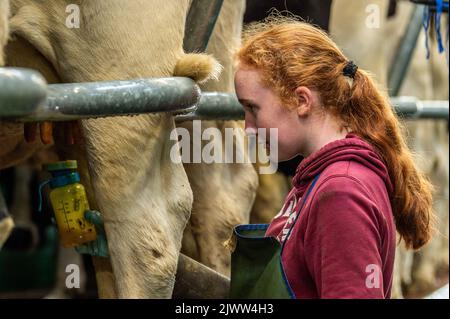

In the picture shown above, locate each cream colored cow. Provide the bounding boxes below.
[330,0,449,298]
[0,0,258,298]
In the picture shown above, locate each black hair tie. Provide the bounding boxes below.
[343,60,358,79]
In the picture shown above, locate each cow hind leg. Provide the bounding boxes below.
[80,114,193,298]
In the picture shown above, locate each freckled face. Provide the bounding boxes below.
[234,66,301,162]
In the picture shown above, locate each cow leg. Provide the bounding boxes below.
[8,0,206,298]
[54,140,119,298]
[406,26,450,297]
[2,25,118,297]
[250,169,291,224]
[406,121,449,297]
[81,115,193,298]
[56,115,192,299]
[180,0,259,277]
[181,121,258,276]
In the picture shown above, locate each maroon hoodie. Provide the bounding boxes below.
[266,134,396,299]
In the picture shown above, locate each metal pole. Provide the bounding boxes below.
[0,68,201,122]
[2,69,447,122]
[183,0,224,53]
[173,253,230,299]
[175,92,245,121]
[175,93,449,122]
[0,68,47,117]
[391,96,450,119]
[388,4,425,96]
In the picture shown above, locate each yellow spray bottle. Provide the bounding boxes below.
[39,160,97,248]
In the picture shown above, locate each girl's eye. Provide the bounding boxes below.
[239,100,258,115]
[246,104,257,114]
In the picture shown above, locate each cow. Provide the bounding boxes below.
[329,0,448,298]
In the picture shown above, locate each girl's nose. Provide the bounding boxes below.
[244,114,257,136]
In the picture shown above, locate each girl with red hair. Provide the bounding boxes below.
[230,20,434,299]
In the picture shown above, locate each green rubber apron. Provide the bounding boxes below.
[229,175,320,299]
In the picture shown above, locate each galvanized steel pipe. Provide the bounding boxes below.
[388,4,424,96]
[1,69,447,122]
[183,0,224,53]
[0,68,201,122]
[391,96,449,119]
[0,68,47,118]
[175,92,245,121]
[176,93,449,121]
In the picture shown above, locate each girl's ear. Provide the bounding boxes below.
[294,86,314,117]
